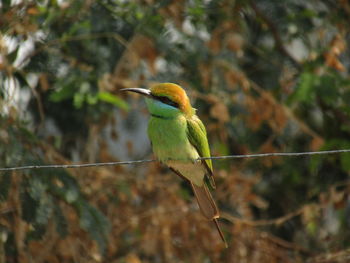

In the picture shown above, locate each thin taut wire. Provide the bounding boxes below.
[1,149,350,172]
[199,149,350,160]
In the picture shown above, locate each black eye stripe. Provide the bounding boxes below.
[153,95,179,108]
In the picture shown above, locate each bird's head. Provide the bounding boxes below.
[121,83,195,118]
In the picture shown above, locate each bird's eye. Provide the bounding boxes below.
[154,96,179,108]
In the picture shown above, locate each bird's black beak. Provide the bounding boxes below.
[120,88,152,98]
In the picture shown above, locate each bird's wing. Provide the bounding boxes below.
[186,115,215,188]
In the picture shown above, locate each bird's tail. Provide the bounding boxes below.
[191,182,228,247]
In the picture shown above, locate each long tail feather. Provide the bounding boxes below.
[214,218,228,248]
[191,182,227,247]
[191,182,219,219]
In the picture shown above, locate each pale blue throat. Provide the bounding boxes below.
[145,98,180,119]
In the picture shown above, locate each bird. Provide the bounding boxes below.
[121,83,227,247]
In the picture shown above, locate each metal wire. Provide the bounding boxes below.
[199,149,350,160]
[1,149,350,172]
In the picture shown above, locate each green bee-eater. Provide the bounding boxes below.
[121,83,227,246]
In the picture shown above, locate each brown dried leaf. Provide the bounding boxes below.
[225,70,249,89]
[208,35,221,54]
[27,7,40,15]
[39,74,49,91]
[245,96,272,130]
[28,241,44,255]
[159,0,185,27]
[324,34,346,72]
[310,137,323,151]
[270,105,287,133]
[57,238,74,259]
[259,139,278,167]
[125,253,142,263]
[132,36,158,74]
[210,102,230,123]
[113,34,158,84]
[199,63,211,87]
[225,32,244,52]
[301,204,319,225]
[330,187,346,208]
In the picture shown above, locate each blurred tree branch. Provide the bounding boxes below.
[250,1,301,70]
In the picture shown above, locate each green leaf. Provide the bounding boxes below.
[338,141,350,171]
[73,93,85,109]
[340,153,350,171]
[293,72,318,103]
[48,169,80,204]
[13,72,30,88]
[317,74,339,105]
[66,20,91,36]
[36,194,54,225]
[0,173,11,200]
[53,203,68,237]
[116,180,132,197]
[28,177,48,201]
[49,86,76,102]
[7,47,19,63]
[77,200,110,253]
[86,94,99,105]
[300,9,317,18]
[1,0,11,10]
[178,187,191,201]
[320,139,350,171]
[21,191,38,223]
[306,221,317,236]
[309,155,323,174]
[97,91,129,110]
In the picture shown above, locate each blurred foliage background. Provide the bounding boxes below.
[1,0,350,262]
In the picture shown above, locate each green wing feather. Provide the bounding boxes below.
[187,115,215,188]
